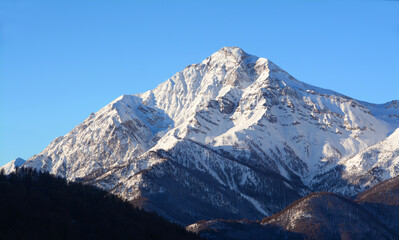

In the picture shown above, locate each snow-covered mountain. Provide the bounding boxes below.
[15,47,399,224]
[340,127,399,191]
[0,158,26,174]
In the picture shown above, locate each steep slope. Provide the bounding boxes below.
[22,95,172,180]
[339,128,399,193]
[21,47,399,224]
[0,158,25,174]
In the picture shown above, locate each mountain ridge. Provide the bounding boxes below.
[5,47,399,224]
[0,158,25,175]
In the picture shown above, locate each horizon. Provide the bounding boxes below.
[1,0,398,165]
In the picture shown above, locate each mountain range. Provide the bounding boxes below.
[3,47,399,227]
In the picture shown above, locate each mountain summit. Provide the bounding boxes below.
[17,47,399,224]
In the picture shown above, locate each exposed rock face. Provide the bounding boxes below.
[19,47,399,224]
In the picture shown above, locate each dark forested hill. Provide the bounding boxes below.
[188,177,399,240]
[357,175,399,235]
[0,168,201,240]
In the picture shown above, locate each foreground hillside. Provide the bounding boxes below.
[358,175,399,234]
[0,168,201,240]
[188,175,399,240]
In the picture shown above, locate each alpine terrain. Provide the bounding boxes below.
[187,174,399,239]
[0,158,26,175]
[6,47,399,225]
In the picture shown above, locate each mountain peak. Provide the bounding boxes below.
[203,47,258,66]
[217,46,247,57]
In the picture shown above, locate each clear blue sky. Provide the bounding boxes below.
[0,0,398,165]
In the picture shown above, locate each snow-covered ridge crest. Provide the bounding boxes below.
[339,127,399,192]
[0,158,25,174]
[18,47,399,224]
